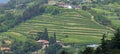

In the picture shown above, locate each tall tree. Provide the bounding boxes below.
[101,33,107,54]
[44,28,49,40]
[60,50,69,54]
[54,32,56,43]
[83,47,94,54]
[95,47,102,54]
[111,29,120,49]
[37,32,44,40]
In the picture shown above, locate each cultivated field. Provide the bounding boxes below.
[6,11,112,44]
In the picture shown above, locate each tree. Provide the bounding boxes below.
[101,33,107,54]
[95,47,102,54]
[111,29,120,49]
[49,32,57,45]
[23,40,40,53]
[83,47,94,54]
[49,37,55,45]
[11,40,24,54]
[11,39,40,54]
[110,49,120,54]
[45,32,62,54]
[82,6,90,10]
[43,28,49,40]
[37,32,44,40]
[54,32,56,43]
[60,50,68,54]
[37,28,49,40]
[72,1,78,5]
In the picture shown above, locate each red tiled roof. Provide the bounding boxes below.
[37,40,49,43]
[0,47,10,51]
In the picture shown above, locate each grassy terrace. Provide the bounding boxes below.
[6,11,111,44]
[92,4,120,28]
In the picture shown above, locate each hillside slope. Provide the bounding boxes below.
[5,10,112,44]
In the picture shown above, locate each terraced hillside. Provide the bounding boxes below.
[6,10,111,44]
[90,3,120,28]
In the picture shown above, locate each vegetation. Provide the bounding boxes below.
[0,0,120,54]
[82,29,120,54]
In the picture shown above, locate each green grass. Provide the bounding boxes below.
[6,10,112,44]
[0,32,27,42]
[112,20,120,28]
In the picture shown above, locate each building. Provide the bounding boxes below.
[37,40,63,49]
[64,5,72,9]
[37,40,49,49]
[4,40,12,44]
[0,47,10,52]
[58,1,81,9]
[58,2,65,7]
[58,3,73,9]
[86,44,99,49]
[48,0,56,5]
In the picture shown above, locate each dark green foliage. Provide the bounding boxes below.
[89,9,111,26]
[111,29,120,49]
[110,49,120,54]
[97,0,120,4]
[45,44,62,54]
[49,37,55,45]
[45,32,62,54]
[45,45,57,54]
[37,32,44,40]
[82,6,91,10]
[65,35,69,38]
[11,40,24,54]
[95,29,120,54]
[49,32,56,44]
[43,28,49,40]
[60,49,75,54]
[0,4,61,33]
[1,4,46,32]
[23,40,40,53]
[11,40,40,54]
[71,1,78,5]
[94,47,102,54]
[101,33,107,54]
[45,6,61,15]
[60,50,69,54]
[0,12,15,32]
[83,47,94,54]
[6,0,34,9]
[37,28,49,40]
[54,32,56,43]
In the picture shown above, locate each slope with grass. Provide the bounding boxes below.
[5,10,112,44]
[90,3,120,28]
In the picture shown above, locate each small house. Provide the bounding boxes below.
[58,2,65,7]
[4,40,12,44]
[37,40,63,49]
[0,47,10,52]
[48,0,56,5]
[86,44,99,50]
[37,40,49,49]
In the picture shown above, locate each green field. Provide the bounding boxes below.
[2,10,112,44]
